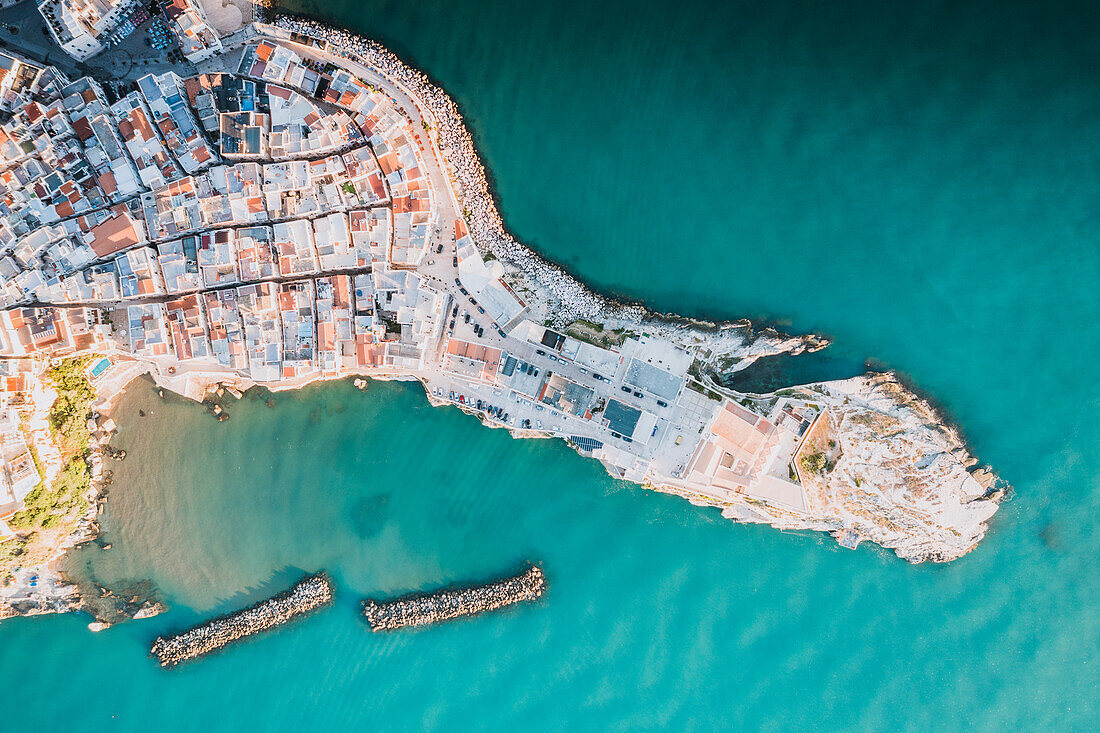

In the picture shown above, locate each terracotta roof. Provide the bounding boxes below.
[72,117,94,141]
[88,212,141,257]
[98,171,117,195]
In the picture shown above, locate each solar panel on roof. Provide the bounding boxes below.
[570,437,603,452]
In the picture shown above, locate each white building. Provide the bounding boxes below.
[38,0,140,61]
[162,0,222,63]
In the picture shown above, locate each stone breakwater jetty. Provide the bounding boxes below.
[150,574,333,668]
[362,564,547,631]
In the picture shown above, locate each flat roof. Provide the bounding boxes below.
[604,399,642,437]
[624,358,684,401]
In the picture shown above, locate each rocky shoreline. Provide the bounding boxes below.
[0,10,1006,631]
[362,564,546,631]
[270,14,621,324]
[656,371,1006,564]
[0,373,124,622]
[150,573,334,668]
[266,14,822,368]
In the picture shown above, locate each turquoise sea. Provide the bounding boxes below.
[2,0,1099,729]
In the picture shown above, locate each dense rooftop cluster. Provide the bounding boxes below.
[0,42,449,384]
[0,24,1001,564]
[269,16,645,325]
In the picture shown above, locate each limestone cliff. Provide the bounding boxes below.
[706,373,1004,563]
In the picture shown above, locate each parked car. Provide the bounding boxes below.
[536,349,546,356]
[656,399,668,407]
[633,391,643,398]
[621,386,631,393]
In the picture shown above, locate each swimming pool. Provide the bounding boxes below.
[88,358,111,379]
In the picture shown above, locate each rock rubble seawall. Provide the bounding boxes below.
[150,574,333,667]
[267,15,826,363]
[270,15,638,325]
[363,564,546,631]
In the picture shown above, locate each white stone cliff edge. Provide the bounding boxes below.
[0,9,1005,628]
[262,14,1004,562]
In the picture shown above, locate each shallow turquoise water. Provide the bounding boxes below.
[2,0,1099,728]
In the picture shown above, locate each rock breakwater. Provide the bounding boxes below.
[150,573,333,668]
[362,564,546,631]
